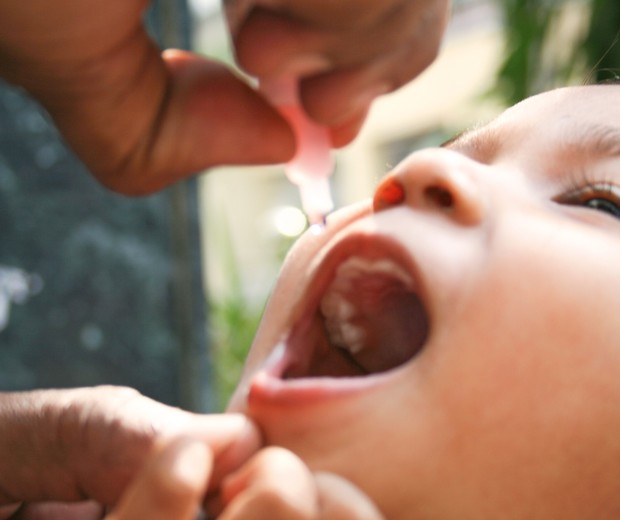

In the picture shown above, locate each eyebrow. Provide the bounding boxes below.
[440,125,502,160]
[440,132,467,148]
[440,129,475,149]
[442,123,620,161]
[565,124,620,158]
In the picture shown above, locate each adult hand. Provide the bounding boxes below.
[2,444,381,520]
[226,0,451,146]
[0,0,295,194]
[211,447,385,519]
[0,387,260,515]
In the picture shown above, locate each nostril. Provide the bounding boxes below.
[373,177,406,212]
[424,186,454,209]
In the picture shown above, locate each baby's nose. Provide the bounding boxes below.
[373,149,486,226]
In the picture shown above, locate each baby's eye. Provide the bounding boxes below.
[582,198,620,218]
[557,182,620,219]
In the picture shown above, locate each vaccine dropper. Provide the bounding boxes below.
[260,77,334,228]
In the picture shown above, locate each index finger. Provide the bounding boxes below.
[164,414,262,489]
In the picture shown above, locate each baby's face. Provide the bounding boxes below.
[229,86,620,519]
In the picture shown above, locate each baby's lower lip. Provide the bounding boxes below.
[247,341,390,408]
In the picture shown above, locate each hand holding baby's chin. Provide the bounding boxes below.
[0,387,261,517]
[208,446,385,519]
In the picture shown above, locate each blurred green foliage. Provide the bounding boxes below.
[494,0,620,106]
[209,293,263,410]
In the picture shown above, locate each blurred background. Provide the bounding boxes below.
[0,0,617,411]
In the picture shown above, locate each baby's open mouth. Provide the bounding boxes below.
[281,240,430,379]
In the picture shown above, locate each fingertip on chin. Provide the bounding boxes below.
[222,415,264,467]
[205,415,264,492]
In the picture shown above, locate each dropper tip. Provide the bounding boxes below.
[308,214,327,235]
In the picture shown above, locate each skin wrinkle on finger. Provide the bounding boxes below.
[0,391,87,504]
[34,36,169,193]
[98,30,170,178]
[144,54,294,189]
[76,53,292,194]
[56,388,156,503]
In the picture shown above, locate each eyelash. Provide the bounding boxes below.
[556,174,620,219]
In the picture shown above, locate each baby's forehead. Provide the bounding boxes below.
[445,85,620,160]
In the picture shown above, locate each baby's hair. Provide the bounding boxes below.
[596,69,620,84]
[584,32,620,85]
